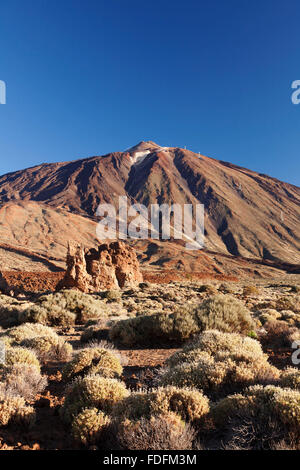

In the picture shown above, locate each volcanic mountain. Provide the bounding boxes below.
[0,141,299,275]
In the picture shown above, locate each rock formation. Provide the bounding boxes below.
[0,271,9,294]
[56,241,143,292]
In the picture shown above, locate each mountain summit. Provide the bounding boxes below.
[0,142,299,272]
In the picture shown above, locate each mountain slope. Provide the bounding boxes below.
[0,141,299,266]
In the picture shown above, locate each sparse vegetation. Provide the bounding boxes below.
[62,346,123,381]
[71,407,111,446]
[211,385,300,448]
[19,290,108,326]
[113,386,210,423]
[61,375,129,424]
[109,294,255,346]
[112,413,197,450]
[159,330,279,397]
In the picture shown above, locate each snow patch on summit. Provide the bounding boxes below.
[130,150,151,166]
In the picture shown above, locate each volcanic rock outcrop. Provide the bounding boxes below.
[57,241,143,292]
[0,271,9,294]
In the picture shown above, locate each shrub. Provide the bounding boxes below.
[0,364,47,400]
[0,323,57,345]
[114,386,210,424]
[21,335,73,362]
[260,320,299,349]
[193,295,255,334]
[61,375,129,424]
[71,408,111,446]
[0,323,72,361]
[113,413,196,450]
[197,285,218,295]
[103,290,122,302]
[62,347,123,381]
[212,385,300,445]
[167,330,263,367]
[19,304,76,327]
[80,321,108,344]
[276,295,300,313]
[290,286,300,294]
[4,347,40,371]
[109,309,199,346]
[19,290,108,326]
[160,330,279,397]
[242,286,260,297]
[0,395,35,428]
[280,368,300,390]
[0,297,31,328]
[109,295,255,346]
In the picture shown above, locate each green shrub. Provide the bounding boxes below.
[71,408,111,446]
[61,375,129,424]
[0,323,57,345]
[62,347,123,381]
[109,309,199,346]
[19,290,108,326]
[0,323,72,361]
[114,386,210,424]
[160,330,279,397]
[109,295,255,346]
[193,295,255,334]
[212,385,300,436]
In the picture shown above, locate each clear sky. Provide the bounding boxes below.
[0,0,299,186]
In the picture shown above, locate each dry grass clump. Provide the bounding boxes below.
[60,375,129,424]
[109,294,255,346]
[113,386,210,424]
[19,290,108,326]
[0,394,35,428]
[242,285,260,297]
[159,330,279,397]
[4,346,40,371]
[0,364,47,401]
[280,368,300,390]
[62,346,123,381]
[211,385,300,448]
[113,413,197,450]
[71,407,111,446]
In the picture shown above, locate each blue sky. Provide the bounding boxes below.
[0,0,299,185]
